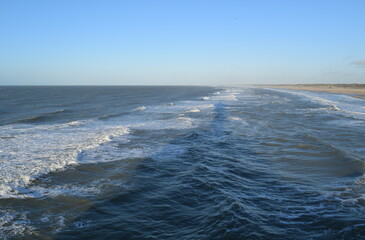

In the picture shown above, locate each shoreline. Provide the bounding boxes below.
[257,84,365,99]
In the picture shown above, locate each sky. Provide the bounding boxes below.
[0,0,365,85]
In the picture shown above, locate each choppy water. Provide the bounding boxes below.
[0,86,364,240]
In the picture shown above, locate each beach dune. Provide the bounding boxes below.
[260,84,365,99]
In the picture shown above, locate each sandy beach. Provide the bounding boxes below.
[260,84,365,99]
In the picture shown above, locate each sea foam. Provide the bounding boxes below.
[0,122,130,198]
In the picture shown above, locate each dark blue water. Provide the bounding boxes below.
[0,86,364,239]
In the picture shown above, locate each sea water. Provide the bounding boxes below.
[0,86,364,239]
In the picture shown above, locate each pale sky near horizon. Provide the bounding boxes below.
[0,0,365,85]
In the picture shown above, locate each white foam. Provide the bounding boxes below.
[330,105,341,111]
[146,101,213,115]
[229,116,250,126]
[0,210,34,239]
[54,216,66,232]
[129,117,195,131]
[176,116,194,128]
[186,109,200,113]
[135,106,147,111]
[209,88,242,101]
[355,174,365,185]
[66,120,88,127]
[0,88,240,199]
[0,121,130,199]
[212,94,238,101]
[27,185,101,198]
[266,88,365,120]
[190,104,214,109]
[230,117,242,121]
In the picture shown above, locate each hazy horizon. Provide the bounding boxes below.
[1,0,364,85]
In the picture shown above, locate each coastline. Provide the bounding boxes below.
[258,84,365,99]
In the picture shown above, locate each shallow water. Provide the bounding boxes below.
[0,86,364,239]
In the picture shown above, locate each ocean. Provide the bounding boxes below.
[0,86,364,239]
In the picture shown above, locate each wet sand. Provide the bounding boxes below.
[259,84,365,99]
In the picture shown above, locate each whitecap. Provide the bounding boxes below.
[186,109,200,113]
[230,117,242,121]
[176,117,194,128]
[0,210,34,239]
[135,106,147,111]
[329,105,340,111]
[0,122,130,199]
[265,87,365,119]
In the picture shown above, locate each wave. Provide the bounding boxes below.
[302,134,365,182]
[0,91,218,198]
[229,116,250,126]
[266,88,365,119]
[35,120,91,131]
[176,116,194,128]
[229,116,242,121]
[341,109,365,116]
[210,89,242,101]
[186,109,200,113]
[0,209,34,239]
[135,106,147,111]
[15,115,47,124]
[0,122,130,199]
[98,112,126,120]
[14,109,70,124]
[308,105,341,112]
[0,93,217,199]
[212,94,238,101]
[329,104,341,111]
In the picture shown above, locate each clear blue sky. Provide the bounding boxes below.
[0,0,364,85]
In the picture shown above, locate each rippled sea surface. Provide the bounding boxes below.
[0,86,365,240]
